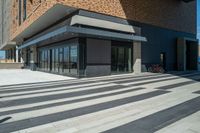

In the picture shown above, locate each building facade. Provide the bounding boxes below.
[0,0,17,62]
[0,0,199,77]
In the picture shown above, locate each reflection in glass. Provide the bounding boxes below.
[39,51,42,69]
[38,44,78,76]
[111,47,118,72]
[63,47,69,74]
[125,47,132,72]
[70,45,78,74]
[111,46,132,73]
[51,49,55,72]
[59,48,63,74]
[55,48,59,73]
[118,47,125,72]
[42,51,45,71]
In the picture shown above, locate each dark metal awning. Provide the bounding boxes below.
[18,26,147,50]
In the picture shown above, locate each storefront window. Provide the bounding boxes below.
[41,51,43,71]
[58,48,63,74]
[38,42,79,76]
[70,45,78,74]
[51,49,55,72]
[63,47,70,74]
[55,48,59,73]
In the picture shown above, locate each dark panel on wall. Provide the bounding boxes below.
[87,38,111,64]
[86,38,111,76]
[137,22,196,71]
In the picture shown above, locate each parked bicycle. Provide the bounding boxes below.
[148,64,165,73]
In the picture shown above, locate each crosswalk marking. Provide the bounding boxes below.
[11,89,198,133]
[0,71,199,133]
[0,88,160,124]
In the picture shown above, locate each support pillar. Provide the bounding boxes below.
[22,48,26,65]
[16,46,19,63]
[133,41,142,74]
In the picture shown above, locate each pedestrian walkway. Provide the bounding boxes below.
[0,71,200,133]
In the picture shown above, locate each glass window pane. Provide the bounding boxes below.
[70,45,78,74]
[118,47,125,72]
[111,46,132,73]
[55,48,59,73]
[42,50,44,71]
[124,47,132,72]
[59,48,63,74]
[111,47,118,72]
[63,47,69,74]
[45,50,48,71]
[52,49,55,72]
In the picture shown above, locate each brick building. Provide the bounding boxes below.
[0,0,199,77]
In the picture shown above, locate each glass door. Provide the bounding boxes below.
[118,47,125,72]
[124,47,132,72]
[111,46,132,73]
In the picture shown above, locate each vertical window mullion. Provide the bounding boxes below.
[18,0,22,25]
[23,0,27,21]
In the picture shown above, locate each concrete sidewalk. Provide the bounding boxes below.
[0,69,74,86]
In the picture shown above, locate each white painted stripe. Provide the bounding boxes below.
[155,111,200,133]
[0,86,146,113]
[0,73,154,91]
[171,82,200,92]
[1,88,157,124]
[0,72,150,87]
[142,75,200,89]
[0,80,94,91]
[123,73,200,86]
[13,88,200,133]
[0,82,108,97]
[0,83,116,101]
[76,95,198,133]
[111,73,173,83]
[3,72,188,100]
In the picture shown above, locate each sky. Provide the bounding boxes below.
[0,1,199,59]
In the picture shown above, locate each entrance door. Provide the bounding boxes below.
[160,52,166,70]
[186,41,198,70]
[111,46,132,73]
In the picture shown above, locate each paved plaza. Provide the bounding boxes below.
[0,70,200,133]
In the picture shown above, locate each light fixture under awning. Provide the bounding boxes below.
[18,26,147,50]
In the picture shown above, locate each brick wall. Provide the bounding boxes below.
[10,0,197,41]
